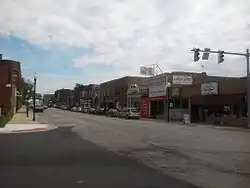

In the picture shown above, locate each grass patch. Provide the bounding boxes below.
[0,113,14,128]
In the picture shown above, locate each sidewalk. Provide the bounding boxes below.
[8,107,38,124]
[0,107,54,134]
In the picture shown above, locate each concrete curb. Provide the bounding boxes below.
[0,124,58,135]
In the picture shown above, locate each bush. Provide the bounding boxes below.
[0,113,13,127]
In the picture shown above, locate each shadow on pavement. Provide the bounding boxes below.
[0,127,201,188]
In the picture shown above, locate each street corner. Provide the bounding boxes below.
[0,123,58,134]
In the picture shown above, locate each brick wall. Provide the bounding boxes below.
[100,76,144,107]
[0,60,21,115]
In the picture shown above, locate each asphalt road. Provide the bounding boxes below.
[36,108,250,188]
[0,113,200,188]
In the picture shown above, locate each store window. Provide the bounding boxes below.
[182,99,189,109]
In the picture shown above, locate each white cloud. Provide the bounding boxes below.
[1,0,250,89]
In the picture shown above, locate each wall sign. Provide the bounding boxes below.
[201,82,218,95]
[173,75,193,85]
[127,84,140,94]
[149,85,166,98]
[145,73,168,86]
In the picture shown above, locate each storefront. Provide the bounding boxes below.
[147,73,168,119]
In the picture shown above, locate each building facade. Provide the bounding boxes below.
[180,77,247,127]
[140,71,234,121]
[73,84,100,108]
[53,89,74,106]
[0,58,22,115]
[100,76,145,109]
[43,94,54,104]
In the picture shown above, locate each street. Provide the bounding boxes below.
[0,110,200,188]
[37,108,250,188]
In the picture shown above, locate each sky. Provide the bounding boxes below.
[0,0,250,94]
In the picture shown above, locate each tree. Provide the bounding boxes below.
[20,77,33,104]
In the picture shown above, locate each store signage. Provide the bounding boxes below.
[173,75,193,85]
[145,73,168,86]
[127,84,140,94]
[201,82,218,95]
[140,66,155,76]
[149,85,166,98]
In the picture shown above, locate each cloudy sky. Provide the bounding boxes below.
[0,0,249,94]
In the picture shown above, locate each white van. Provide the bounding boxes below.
[119,108,140,119]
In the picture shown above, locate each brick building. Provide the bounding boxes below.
[140,71,236,120]
[43,94,54,104]
[100,76,144,109]
[53,89,74,106]
[180,76,247,126]
[0,58,22,115]
[73,84,100,108]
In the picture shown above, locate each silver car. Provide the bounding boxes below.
[119,108,140,119]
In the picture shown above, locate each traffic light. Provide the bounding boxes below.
[218,50,224,64]
[194,48,200,62]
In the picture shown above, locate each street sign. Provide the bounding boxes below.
[202,48,210,60]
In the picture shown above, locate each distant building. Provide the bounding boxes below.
[73,84,99,108]
[53,89,73,106]
[99,76,145,109]
[0,56,22,115]
[43,94,54,104]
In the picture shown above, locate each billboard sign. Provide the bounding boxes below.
[140,66,155,76]
[127,84,140,95]
[173,75,193,85]
[201,82,218,95]
[149,85,166,98]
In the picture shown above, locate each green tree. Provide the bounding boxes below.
[20,77,33,104]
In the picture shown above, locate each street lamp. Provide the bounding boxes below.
[166,82,171,122]
[33,73,37,121]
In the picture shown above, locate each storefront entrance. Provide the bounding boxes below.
[150,99,165,119]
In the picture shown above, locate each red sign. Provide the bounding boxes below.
[140,97,149,118]
[150,96,167,101]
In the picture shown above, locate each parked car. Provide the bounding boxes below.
[43,105,48,109]
[89,108,96,114]
[106,109,119,117]
[71,106,78,112]
[119,108,140,119]
[34,105,44,112]
[95,108,106,115]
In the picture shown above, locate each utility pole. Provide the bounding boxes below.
[191,48,250,127]
[32,74,37,121]
[246,49,250,127]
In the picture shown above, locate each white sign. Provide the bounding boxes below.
[140,66,155,76]
[173,75,193,85]
[201,82,218,95]
[149,85,166,97]
[145,73,168,86]
[127,84,140,94]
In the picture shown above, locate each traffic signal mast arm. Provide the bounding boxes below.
[191,48,248,57]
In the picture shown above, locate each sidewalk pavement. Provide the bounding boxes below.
[0,107,55,134]
[8,107,38,124]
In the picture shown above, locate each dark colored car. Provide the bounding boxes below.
[106,109,119,117]
[88,108,96,114]
[95,108,106,115]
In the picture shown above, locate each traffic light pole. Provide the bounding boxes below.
[191,48,250,127]
[246,49,250,128]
